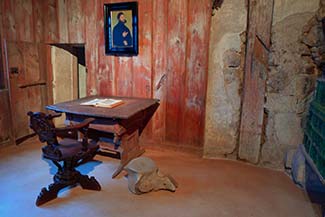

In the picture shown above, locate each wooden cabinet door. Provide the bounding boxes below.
[51,46,78,126]
[6,42,47,142]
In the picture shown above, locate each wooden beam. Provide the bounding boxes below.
[238,0,274,163]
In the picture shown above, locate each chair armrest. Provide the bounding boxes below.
[55,118,95,136]
[47,112,62,120]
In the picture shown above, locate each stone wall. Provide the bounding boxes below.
[260,0,320,168]
[204,0,247,158]
[205,0,323,169]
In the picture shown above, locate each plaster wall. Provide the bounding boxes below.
[204,0,247,158]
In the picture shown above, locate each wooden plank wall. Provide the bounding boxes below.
[0,3,13,146]
[0,91,12,145]
[0,0,212,150]
[238,0,274,163]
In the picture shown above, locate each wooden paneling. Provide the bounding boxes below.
[32,0,44,43]
[165,0,188,144]
[84,0,99,95]
[98,0,114,97]
[43,0,59,43]
[255,0,274,49]
[57,0,69,42]
[23,43,41,84]
[83,0,211,148]
[7,42,46,140]
[238,0,274,163]
[0,91,12,145]
[0,6,13,146]
[182,0,211,146]
[2,0,17,41]
[0,0,212,149]
[152,0,168,143]
[15,0,34,42]
[67,0,85,43]
[0,24,13,145]
[132,0,152,98]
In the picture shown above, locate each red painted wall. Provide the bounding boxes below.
[1,0,212,150]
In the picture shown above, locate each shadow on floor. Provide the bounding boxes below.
[43,158,102,176]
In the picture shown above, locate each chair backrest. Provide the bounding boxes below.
[27,111,59,146]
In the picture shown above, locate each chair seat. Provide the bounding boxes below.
[43,139,98,161]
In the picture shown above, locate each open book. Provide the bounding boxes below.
[80,98,124,108]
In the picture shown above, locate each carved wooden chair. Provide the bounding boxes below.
[27,111,101,206]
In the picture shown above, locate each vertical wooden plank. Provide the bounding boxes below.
[0,8,5,89]
[0,92,13,145]
[238,0,274,163]
[38,44,49,106]
[2,0,17,41]
[165,0,188,144]
[181,0,211,147]
[152,0,168,143]
[15,0,34,42]
[23,43,41,84]
[109,0,135,97]
[67,0,85,43]
[84,0,98,95]
[133,0,153,141]
[132,0,152,98]
[7,42,44,139]
[114,56,133,96]
[7,42,25,85]
[57,0,69,43]
[97,0,114,96]
[45,44,54,105]
[72,54,78,99]
[0,16,13,145]
[255,0,274,48]
[42,0,59,43]
[32,0,44,42]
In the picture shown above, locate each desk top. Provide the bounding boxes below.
[46,96,159,120]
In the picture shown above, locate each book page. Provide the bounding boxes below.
[80,98,124,108]
[80,98,103,106]
[96,99,123,108]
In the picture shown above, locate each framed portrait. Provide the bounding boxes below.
[104,2,138,56]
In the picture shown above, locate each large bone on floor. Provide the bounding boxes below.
[124,156,178,194]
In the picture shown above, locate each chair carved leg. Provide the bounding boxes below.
[36,182,68,206]
[36,161,101,206]
[79,174,101,191]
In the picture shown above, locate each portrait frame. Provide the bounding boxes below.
[104,2,138,56]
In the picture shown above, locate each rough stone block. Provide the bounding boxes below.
[296,74,317,99]
[302,25,319,47]
[274,113,303,146]
[265,93,297,113]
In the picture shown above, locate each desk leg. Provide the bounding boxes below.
[112,130,145,178]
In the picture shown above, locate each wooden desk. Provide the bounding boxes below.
[46,96,159,178]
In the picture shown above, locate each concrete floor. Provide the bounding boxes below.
[0,138,320,217]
